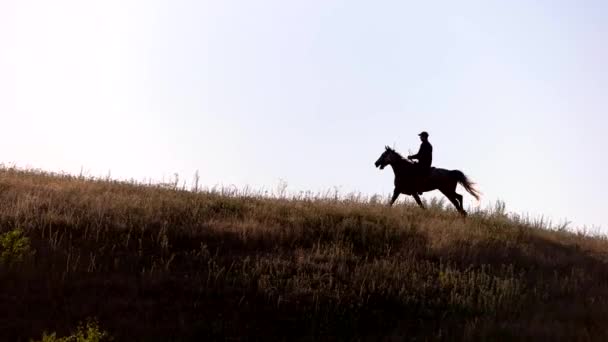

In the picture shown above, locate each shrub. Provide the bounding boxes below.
[31,319,111,342]
[0,228,35,268]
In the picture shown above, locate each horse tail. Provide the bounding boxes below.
[450,170,481,201]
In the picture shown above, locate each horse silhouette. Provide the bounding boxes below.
[374,146,480,216]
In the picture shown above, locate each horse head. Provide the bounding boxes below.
[375,146,397,170]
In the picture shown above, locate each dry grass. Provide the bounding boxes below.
[1,166,608,341]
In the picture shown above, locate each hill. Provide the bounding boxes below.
[1,166,607,341]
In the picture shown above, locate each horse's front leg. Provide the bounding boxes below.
[389,188,400,206]
[412,193,425,209]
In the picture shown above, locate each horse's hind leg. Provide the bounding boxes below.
[440,189,467,216]
[455,192,464,209]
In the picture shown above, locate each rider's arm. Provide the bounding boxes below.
[409,144,424,159]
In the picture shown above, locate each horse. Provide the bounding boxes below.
[374,146,480,216]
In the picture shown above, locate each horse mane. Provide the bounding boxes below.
[385,146,414,165]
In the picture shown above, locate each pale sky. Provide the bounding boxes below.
[1,1,606,230]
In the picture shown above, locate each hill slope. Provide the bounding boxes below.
[1,167,607,341]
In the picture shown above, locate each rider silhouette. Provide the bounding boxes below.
[408,131,433,193]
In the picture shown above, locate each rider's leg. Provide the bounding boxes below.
[418,165,430,195]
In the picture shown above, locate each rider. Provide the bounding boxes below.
[408,131,433,193]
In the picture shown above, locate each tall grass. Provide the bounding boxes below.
[0,166,607,341]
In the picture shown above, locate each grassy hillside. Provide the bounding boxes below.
[1,166,607,341]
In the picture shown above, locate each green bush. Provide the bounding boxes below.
[31,320,111,342]
[0,228,35,267]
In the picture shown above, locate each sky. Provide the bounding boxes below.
[1,1,606,230]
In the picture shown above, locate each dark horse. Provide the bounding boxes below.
[374,146,480,216]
